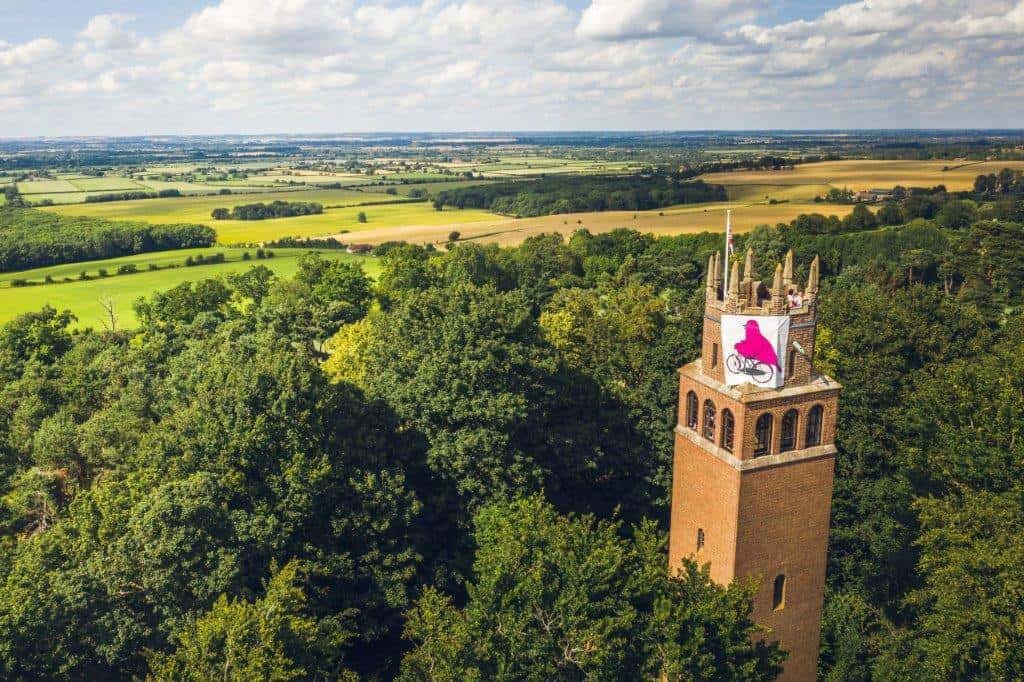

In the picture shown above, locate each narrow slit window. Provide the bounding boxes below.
[711,342,719,368]
[773,574,786,611]
[754,413,773,456]
[787,348,796,378]
[697,528,705,551]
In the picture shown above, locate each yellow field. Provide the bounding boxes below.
[45,191,497,244]
[325,201,858,246]
[702,159,1024,199]
[39,159,992,249]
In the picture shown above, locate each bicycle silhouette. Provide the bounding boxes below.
[726,353,775,384]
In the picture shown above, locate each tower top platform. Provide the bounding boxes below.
[705,248,819,317]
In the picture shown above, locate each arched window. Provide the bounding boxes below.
[720,409,735,452]
[686,391,698,430]
[754,413,773,456]
[773,574,786,610]
[806,404,824,447]
[780,409,799,452]
[787,348,796,379]
[697,528,705,551]
[702,400,716,441]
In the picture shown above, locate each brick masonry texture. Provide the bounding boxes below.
[671,258,838,682]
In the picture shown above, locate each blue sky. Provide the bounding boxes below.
[1,1,1022,136]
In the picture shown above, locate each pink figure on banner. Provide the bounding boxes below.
[726,319,779,385]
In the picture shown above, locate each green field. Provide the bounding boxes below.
[68,176,147,191]
[0,247,380,329]
[45,191,498,244]
[459,157,643,177]
[18,179,80,194]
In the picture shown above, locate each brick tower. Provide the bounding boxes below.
[669,248,840,681]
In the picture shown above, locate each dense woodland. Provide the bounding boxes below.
[433,172,727,216]
[0,167,1022,679]
[211,200,324,221]
[0,208,215,273]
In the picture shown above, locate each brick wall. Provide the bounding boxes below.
[669,429,740,585]
[672,357,839,682]
[735,456,835,682]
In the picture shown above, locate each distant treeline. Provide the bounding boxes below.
[265,236,348,249]
[433,172,727,217]
[84,189,182,202]
[212,200,324,221]
[0,207,216,272]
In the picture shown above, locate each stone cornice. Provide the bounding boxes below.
[674,424,838,472]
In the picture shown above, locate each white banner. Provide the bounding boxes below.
[721,314,789,388]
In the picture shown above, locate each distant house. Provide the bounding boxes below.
[855,189,892,203]
[346,243,373,254]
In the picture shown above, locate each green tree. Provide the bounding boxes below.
[935,200,977,230]
[227,264,276,303]
[258,254,372,354]
[0,306,75,382]
[400,496,783,681]
[880,489,1024,680]
[540,282,697,503]
[148,561,357,681]
[876,202,904,226]
[362,284,555,509]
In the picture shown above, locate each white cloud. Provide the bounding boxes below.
[433,60,480,85]
[182,0,354,50]
[0,38,60,67]
[576,0,765,40]
[866,47,960,80]
[2,0,1024,135]
[80,13,138,50]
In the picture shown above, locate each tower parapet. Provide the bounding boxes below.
[702,250,822,388]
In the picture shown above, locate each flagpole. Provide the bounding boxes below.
[723,209,732,294]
